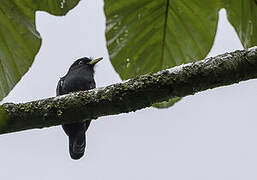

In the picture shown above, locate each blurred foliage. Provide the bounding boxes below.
[0,0,80,101]
[104,0,257,108]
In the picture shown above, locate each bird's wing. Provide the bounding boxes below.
[56,77,65,96]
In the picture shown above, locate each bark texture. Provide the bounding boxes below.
[0,47,257,135]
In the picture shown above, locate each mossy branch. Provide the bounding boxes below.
[0,47,257,135]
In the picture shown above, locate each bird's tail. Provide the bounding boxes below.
[69,132,86,160]
[62,121,91,160]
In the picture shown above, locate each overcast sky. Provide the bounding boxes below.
[1,0,257,180]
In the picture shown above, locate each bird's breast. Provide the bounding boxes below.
[62,69,95,93]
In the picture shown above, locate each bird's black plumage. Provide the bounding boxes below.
[56,57,102,160]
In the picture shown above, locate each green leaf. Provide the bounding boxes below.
[104,0,257,109]
[152,97,181,109]
[224,0,257,48]
[0,0,80,100]
[104,0,220,80]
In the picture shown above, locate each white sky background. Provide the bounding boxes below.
[1,0,257,179]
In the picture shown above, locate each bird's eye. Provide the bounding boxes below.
[78,61,83,65]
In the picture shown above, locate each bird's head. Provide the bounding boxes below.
[68,57,103,72]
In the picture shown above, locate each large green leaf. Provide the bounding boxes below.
[104,0,220,108]
[104,0,257,108]
[0,0,80,100]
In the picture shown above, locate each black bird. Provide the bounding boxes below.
[56,57,103,160]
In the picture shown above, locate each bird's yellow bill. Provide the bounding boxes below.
[89,57,103,65]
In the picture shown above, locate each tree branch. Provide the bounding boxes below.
[0,47,257,135]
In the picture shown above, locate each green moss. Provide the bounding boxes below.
[46,104,52,109]
[57,110,63,117]
[22,103,33,112]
